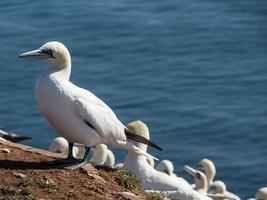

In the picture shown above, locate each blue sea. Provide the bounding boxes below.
[0,1,267,199]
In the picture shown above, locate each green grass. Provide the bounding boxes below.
[115,170,142,192]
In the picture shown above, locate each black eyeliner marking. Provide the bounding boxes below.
[41,49,56,58]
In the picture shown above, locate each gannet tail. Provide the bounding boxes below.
[124,128,162,151]
[114,140,159,161]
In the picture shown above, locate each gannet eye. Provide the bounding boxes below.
[196,173,201,179]
[42,49,55,58]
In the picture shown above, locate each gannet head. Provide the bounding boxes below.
[126,120,150,140]
[184,165,208,193]
[126,120,150,151]
[49,137,69,154]
[208,180,226,194]
[91,144,108,165]
[197,158,216,185]
[156,160,174,176]
[255,187,267,200]
[19,41,71,70]
[49,137,84,159]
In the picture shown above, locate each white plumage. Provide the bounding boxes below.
[19,41,161,166]
[197,159,240,200]
[123,120,211,200]
[248,187,267,200]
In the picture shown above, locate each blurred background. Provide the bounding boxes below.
[0,0,267,198]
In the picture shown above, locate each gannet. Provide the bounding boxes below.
[123,120,211,200]
[19,41,162,168]
[208,181,226,195]
[49,137,115,167]
[156,159,177,177]
[248,187,267,200]
[114,157,154,169]
[90,144,108,165]
[49,137,85,159]
[197,158,240,200]
[198,159,216,186]
[105,148,115,167]
[0,128,31,143]
[185,165,240,200]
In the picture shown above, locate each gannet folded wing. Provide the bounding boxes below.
[74,97,125,140]
[74,96,162,150]
[74,97,159,160]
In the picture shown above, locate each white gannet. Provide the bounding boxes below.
[19,41,161,169]
[197,158,240,200]
[198,158,216,186]
[156,159,177,177]
[49,137,115,167]
[105,148,115,167]
[0,128,31,143]
[114,156,154,169]
[90,144,108,165]
[123,120,211,200]
[208,181,226,195]
[185,165,240,200]
[49,137,85,159]
[248,187,267,200]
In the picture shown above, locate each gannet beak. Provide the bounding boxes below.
[184,165,199,177]
[18,49,52,59]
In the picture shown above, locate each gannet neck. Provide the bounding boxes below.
[49,59,71,80]
[199,158,216,185]
[44,42,71,80]
[185,166,208,194]
[195,174,208,194]
[146,157,155,168]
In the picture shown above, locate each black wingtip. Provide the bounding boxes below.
[125,128,162,151]
[2,133,32,143]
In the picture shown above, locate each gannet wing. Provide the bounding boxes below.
[75,88,162,150]
[124,128,162,150]
[113,140,159,160]
[74,97,125,140]
[76,87,119,119]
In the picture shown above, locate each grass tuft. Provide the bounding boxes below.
[115,170,141,192]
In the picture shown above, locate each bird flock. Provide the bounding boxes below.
[0,41,264,200]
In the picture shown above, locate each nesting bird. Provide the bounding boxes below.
[248,187,267,200]
[156,159,177,177]
[123,120,211,200]
[197,158,240,200]
[19,41,161,169]
[49,137,85,159]
[49,137,115,167]
[185,165,240,200]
